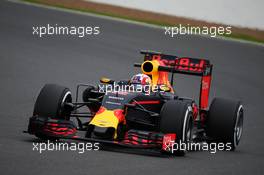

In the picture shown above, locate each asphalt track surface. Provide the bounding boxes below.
[0,1,264,175]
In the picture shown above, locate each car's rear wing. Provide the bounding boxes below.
[140,50,212,76]
[135,50,213,110]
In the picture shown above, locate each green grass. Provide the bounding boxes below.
[223,33,264,44]
[24,0,264,44]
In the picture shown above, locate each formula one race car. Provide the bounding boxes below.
[26,50,244,156]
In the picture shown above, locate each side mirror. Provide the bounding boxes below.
[100,77,114,84]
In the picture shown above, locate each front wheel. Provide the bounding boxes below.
[29,84,74,140]
[160,100,194,156]
[33,84,72,119]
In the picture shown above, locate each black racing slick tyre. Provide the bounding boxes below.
[33,84,72,119]
[160,100,194,156]
[206,98,244,150]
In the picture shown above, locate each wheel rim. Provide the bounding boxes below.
[61,91,72,105]
[234,105,243,146]
[186,116,193,142]
[183,106,193,143]
[60,91,72,117]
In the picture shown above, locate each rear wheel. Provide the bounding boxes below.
[160,100,194,156]
[206,98,244,150]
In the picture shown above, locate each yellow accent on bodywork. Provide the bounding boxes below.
[100,77,112,84]
[89,109,119,138]
[141,60,174,93]
[141,60,160,89]
[90,110,119,128]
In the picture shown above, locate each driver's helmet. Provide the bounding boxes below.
[130,74,151,92]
